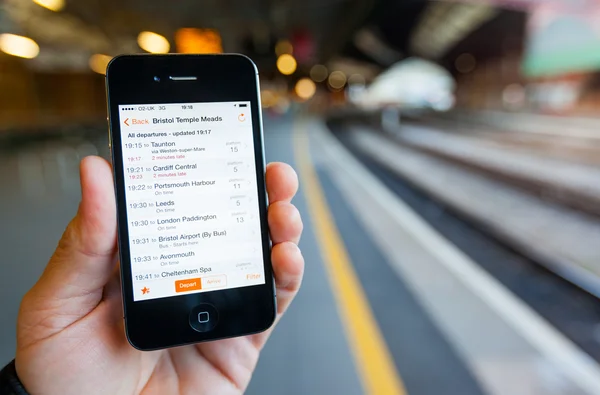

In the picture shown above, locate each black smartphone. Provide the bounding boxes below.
[106,54,275,350]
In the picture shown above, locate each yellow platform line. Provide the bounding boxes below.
[293,119,407,395]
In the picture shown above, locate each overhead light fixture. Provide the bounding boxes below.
[89,54,113,75]
[275,39,293,56]
[410,2,497,59]
[295,78,317,100]
[0,34,40,59]
[277,54,297,75]
[138,31,170,54]
[175,28,223,54]
[310,64,328,82]
[32,0,65,12]
[328,71,347,90]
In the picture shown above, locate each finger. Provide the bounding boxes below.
[250,241,304,349]
[266,162,298,204]
[20,156,117,332]
[272,242,304,314]
[268,202,303,245]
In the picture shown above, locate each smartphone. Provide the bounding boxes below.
[106,54,275,350]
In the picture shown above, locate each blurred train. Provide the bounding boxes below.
[353,58,455,112]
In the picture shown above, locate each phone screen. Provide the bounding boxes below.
[118,101,265,302]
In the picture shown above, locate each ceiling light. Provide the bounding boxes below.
[138,31,170,54]
[175,28,223,54]
[0,34,40,59]
[295,78,317,100]
[310,64,328,82]
[328,71,347,90]
[275,39,293,56]
[32,0,65,12]
[277,54,297,75]
[89,54,113,75]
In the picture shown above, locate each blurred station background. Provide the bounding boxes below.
[2,0,600,394]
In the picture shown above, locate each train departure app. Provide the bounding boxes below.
[119,102,265,301]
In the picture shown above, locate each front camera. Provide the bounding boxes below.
[154,76,161,82]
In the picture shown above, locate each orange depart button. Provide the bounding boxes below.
[175,278,202,293]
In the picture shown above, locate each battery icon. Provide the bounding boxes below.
[239,103,248,108]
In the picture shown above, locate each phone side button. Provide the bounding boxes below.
[189,303,219,333]
[107,117,111,150]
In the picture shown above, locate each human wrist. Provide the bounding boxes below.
[0,361,29,395]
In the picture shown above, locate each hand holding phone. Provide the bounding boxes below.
[11,53,304,395]
[14,155,304,394]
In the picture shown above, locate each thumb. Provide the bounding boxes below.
[19,156,117,338]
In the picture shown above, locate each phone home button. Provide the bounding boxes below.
[189,304,219,333]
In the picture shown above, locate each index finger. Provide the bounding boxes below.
[266,162,298,204]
